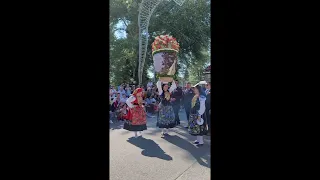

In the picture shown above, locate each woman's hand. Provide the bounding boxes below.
[156,81,161,88]
[156,80,163,95]
[197,115,201,121]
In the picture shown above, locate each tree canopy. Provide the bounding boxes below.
[110,0,211,86]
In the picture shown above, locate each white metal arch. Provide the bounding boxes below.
[137,0,186,85]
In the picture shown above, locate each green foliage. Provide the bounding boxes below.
[110,0,210,85]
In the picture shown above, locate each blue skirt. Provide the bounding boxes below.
[157,104,176,128]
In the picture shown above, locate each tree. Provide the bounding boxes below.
[109,0,211,85]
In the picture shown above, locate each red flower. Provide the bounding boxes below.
[152,35,179,52]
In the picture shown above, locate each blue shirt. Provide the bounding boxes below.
[145,98,151,105]
[118,90,126,96]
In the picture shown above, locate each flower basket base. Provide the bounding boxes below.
[159,76,173,82]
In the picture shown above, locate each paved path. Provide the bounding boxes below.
[110,109,211,180]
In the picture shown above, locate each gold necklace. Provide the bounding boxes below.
[164,91,170,101]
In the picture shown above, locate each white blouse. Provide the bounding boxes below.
[198,96,206,116]
[125,96,136,108]
[156,80,177,96]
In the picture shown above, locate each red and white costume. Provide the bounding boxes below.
[123,88,147,135]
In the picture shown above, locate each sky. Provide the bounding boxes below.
[115,21,127,39]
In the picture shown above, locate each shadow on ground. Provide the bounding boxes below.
[142,126,211,144]
[127,137,173,161]
[172,126,211,144]
[162,135,210,168]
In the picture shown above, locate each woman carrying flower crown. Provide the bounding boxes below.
[188,85,208,147]
[156,80,177,137]
[124,88,147,138]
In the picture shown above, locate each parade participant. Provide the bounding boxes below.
[205,82,211,135]
[188,85,207,146]
[171,80,183,125]
[156,80,177,137]
[124,88,147,138]
[182,82,194,128]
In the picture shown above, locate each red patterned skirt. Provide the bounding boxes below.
[123,105,147,131]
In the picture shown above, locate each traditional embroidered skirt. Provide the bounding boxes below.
[123,105,147,131]
[157,104,176,128]
[188,113,208,136]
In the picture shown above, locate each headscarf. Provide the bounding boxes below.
[195,85,206,97]
[132,88,143,105]
[132,88,143,96]
[191,85,206,108]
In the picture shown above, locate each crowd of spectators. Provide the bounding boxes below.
[109,82,162,123]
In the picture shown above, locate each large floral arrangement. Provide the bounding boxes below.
[151,35,180,56]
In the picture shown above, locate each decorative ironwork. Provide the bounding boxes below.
[137,0,186,85]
